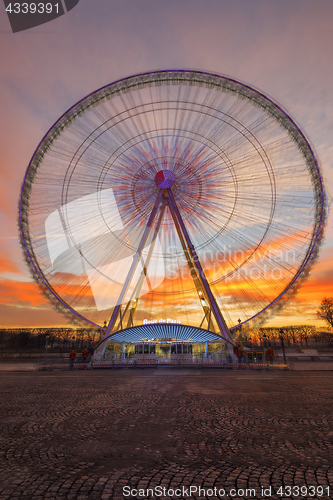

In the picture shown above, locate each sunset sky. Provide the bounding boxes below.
[0,0,332,329]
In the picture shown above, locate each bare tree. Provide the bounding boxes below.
[297,325,315,347]
[88,328,98,346]
[58,329,73,348]
[264,327,280,346]
[284,326,298,346]
[317,298,333,328]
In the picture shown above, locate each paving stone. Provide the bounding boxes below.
[0,370,333,499]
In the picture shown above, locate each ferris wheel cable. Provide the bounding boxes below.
[219,276,270,313]
[40,200,308,264]
[53,128,274,196]
[48,216,308,290]
[167,187,230,339]
[104,189,164,337]
[21,70,325,330]
[123,198,167,318]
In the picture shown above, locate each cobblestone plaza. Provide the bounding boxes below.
[0,369,332,499]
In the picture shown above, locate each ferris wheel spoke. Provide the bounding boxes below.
[20,70,326,331]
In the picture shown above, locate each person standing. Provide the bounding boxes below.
[69,349,76,370]
[235,347,243,364]
[266,347,275,365]
[88,345,95,360]
[82,347,89,367]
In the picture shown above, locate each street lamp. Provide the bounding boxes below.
[237,319,243,347]
[45,333,49,363]
[279,328,287,364]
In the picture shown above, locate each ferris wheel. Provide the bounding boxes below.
[19,70,326,337]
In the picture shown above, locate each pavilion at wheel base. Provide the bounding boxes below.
[94,323,235,362]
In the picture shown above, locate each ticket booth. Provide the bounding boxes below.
[246,351,264,363]
[134,343,156,360]
[170,342,193,360]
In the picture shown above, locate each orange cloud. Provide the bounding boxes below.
[0,279,47,307]
[0,255,21,274]
[1,0,332,331]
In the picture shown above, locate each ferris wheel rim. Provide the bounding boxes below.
[19,69,327,330]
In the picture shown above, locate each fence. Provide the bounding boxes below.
[36,358,288,371]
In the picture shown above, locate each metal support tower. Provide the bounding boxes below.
[103,189,164,339]
[167,190,216,332]
[120,196,167,330]
[104,169,231,346]
[166,188,231,341]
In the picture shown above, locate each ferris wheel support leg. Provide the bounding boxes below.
[103,189,164,340]
[121,196,167,330]
[167,188,232,344]
[168,195,216,333]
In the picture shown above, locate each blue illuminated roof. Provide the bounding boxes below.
[104,324,228,344]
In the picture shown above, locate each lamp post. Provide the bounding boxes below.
[237,319,242,347]
[263,332,267,347]
[279,328,287,364]
[45,333,49,364]
[102,321,107,342]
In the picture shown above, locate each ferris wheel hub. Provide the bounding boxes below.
[154,169,176,188]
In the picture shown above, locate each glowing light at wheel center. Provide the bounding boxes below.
[154,169,176,188]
